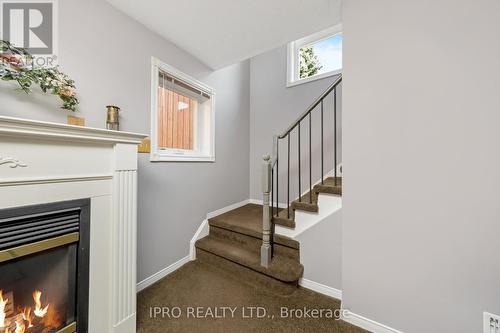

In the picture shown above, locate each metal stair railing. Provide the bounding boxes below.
[261,74,342,268]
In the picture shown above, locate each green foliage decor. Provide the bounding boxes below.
[0,40,79,111]
[299,46,323,79]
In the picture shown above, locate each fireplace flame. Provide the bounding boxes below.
[0,289,60,332]
[0,290,8,327]
[32,291,49,318]
[21,308,33,328]
[14,318,25,333]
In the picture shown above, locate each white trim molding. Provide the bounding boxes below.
[0,174,113,186]
[190,219,209,260]
[136,256,191,292]
[287,24,342,88]
[342,310,404,333]
[299,278,342,300]
[206,199,250,219]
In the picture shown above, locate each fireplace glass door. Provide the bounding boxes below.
[0,199,90,333]
[0,243,77,333]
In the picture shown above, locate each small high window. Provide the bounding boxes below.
[150,58,215,162]
[287,25,342,87]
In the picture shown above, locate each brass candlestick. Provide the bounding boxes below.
[106,105,120,131]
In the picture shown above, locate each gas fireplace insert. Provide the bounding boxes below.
[0,199,90,333]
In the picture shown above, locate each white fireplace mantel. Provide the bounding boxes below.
[0,116,147,333]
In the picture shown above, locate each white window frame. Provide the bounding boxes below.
[287,24,342,88]
[150,57,216,162]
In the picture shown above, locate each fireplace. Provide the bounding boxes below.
[0,116,145,332]
[0,199,90,333]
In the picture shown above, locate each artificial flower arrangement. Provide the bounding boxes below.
[0,40,79,111]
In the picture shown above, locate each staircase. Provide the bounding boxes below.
[195,75,342,289]
[195,204,303,292]
[273,176,342,228]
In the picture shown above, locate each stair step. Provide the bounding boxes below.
[196,249,299,295]
[291,197,319,212]
[196,235,303,283]
[288,177,342,215]
[314,176,342,195]
[209,203,299,249]
[273,208,295,228]
[209,225,299,260]
[273,215,295,228]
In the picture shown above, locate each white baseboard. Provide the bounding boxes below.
[192,199,251,259]
[190,219,209,260]
[249,198,288,208]
[206,199,250,219]
[342,310,404,333]
[299,278,342,300]
[136,255,190,292]
[138,199,252,292]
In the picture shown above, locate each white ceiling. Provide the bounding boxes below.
[106,0,342,69]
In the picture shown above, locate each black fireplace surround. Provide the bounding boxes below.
[0,199,90,333]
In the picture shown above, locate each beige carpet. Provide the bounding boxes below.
[137,260,370,333]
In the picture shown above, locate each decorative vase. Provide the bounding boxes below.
[106,105,120,130]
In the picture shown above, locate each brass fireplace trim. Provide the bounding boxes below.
[0,232,79,263]
[56,322,77,333]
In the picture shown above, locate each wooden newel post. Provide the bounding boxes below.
[261,154,272,268]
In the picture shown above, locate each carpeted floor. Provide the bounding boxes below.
[137,260,370,333]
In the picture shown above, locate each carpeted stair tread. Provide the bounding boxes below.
[195,249,299,295]
[273,211,295,228]
[209,225,300,260]
[209,204,299,249]
[314,176,342,195]
[291,193,319,212]
[196,235,303,283]
[290,177,342,214]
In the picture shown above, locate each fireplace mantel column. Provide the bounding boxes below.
[112,143,139,333]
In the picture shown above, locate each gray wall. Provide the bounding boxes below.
[249,45,341,200]
[342,1,500,332]
[138,63,250,281]
[0,0,250,282]
[296,202,342,291]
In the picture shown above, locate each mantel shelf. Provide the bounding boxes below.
[0,116,147,144]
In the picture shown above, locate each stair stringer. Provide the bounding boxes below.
[275,193,341,238]
[275,193,343,293]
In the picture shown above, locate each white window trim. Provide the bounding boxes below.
[150,57,216,162]
[287,24,342,88]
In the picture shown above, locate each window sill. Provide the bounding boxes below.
[150,153,215,163]
[287,69,342,88]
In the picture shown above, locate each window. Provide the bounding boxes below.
[287,24,342,87]
[150,57,215,162]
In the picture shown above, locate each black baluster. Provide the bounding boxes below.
[276,137,279,214]
[298,122,301,202]
[334,88,337,186]
[321,100,324,185]
[309,112,312,203]
[287,133,290,219]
